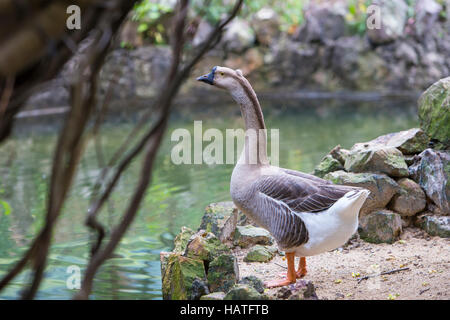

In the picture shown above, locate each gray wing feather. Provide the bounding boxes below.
[250,169,360,249]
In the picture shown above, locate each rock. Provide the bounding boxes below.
[161,253,207,300]
[416,214,450,238]
[271,41,320,85]
[313,154,344,178]
[224,284,268,300]
[296,3,347,42]
[345,143,409,177]
[221,19,255,53]
[395,42,419,65]
[384,128,430,155]
[324,170,399,215]
[389,178,426,216]
[331,36,368,87]
[358,210,403,244]
[237,209,258,227]
[415,0,443,37]
[238,276,265,294]
[328,144,350,165]
[275,280,318,300]
[199,202,238,243]
[367,0,408,44]
[191,278,210,300]
[234,225,273,248]
[409,149,449,215]
[207,254,239,293]
[160,251,171,277]
[173,226,195,253]
[184,230,231,262]
[251,8,280,46]
[244,245,274,263]
[200,292,226,300]
[418,77,450,148]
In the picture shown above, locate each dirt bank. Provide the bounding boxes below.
[235,228,449,300]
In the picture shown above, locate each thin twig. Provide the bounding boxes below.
[357,267,410,284]
[419,288,430,295]
[274,262,287,269]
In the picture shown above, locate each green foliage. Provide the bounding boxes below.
[345,0,371,35]
[132,0,174,44]
[0,199,11,216]
[132,0,308,43]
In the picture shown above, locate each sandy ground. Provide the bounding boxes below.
[235,228,449,300]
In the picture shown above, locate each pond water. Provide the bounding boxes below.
[0,96,419,299]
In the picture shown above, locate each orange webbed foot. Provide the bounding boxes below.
[264,278,296,288]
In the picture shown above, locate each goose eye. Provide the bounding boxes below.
[220,72,224,76]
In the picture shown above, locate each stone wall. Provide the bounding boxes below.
[23,0,450,110]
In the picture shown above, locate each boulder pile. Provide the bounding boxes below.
[313,77,449,242]
[161,202,318,300]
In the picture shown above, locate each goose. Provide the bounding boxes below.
[196,66,370,288]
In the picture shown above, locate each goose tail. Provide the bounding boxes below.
[330,189,370,219]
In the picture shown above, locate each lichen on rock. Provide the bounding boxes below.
[344,143,409,177]
[244,245,274,263]
[418,77,450,148]
[416,214,450,238]
[207,254,239,293]
[313,154,344,178]
[199,202,238,243]
[324,170,399,215]
[234,225,273,248]
[161,253,207,300]
[358,210,403,244]
[224,284,269,300]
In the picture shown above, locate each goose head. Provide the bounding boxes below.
[196,66,244,90]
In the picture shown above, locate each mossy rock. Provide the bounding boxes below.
[184,230,231,262]
[244,245,274,262]
[200,292,226,300]
[324,170,398,215]
[418,77,450,148]
[358,210,402,244]
[384,128,430,155]
[345,144,409,177]
[224,284,269,300]
[199,202,238,242]
[207,254,239,293]
[416,214,450,238]
[328,144,350,164]
[161,253,207,300]
[234,225,273,248]
[160,251,171,277]
[173,226,195,253]
[313,154,344,178]
[239,276,265,294]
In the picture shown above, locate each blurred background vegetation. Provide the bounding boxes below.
[128,0,447,45]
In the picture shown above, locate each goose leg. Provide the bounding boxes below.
[265,252,296,288]
[277,257,307,279]
[296,256,307,278]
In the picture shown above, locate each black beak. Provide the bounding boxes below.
[196,66,217,85]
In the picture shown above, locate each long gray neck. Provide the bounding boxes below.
[230,78,268,166]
